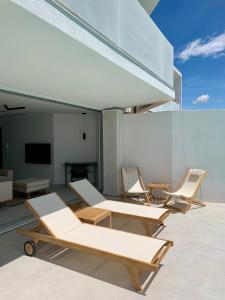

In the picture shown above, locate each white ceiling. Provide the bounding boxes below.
[0,0,173,110]
[0,91,94,116]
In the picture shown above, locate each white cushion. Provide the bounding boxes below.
[95,200,168,219]
[0,181,12,203]
[14,178,50,189]
[27,192,168,264]
[61,223,166,263]
[0,176,9,182]
[70,179,105,206]
[27,193,82,237]
[167,169,206,198]
[122,167,146,194]
[70,179,169,220]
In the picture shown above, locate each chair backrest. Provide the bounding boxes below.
[121,166,144,193]
[178,169,207,197]
[26,193,82,238]
[69,179,105,206]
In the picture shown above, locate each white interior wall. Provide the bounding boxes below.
[0,114,54,182]
[0,112,99,185]
[53,113,99,184]
[123,110,225,203]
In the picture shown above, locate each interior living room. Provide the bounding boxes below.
[0,90,102,233]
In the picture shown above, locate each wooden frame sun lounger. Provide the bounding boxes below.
[69,179,171,236]
[163,169,207,214]
[121,166,151,204]
[17,193,173,291]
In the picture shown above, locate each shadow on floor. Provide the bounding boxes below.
[33,226,165,294]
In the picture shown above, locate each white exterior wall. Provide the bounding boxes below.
[103,109,123,196]
[123,113,173,186]
[174,68,182,105]
[122,111,225,203]
[172,111,225,202]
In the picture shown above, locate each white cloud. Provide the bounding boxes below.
[193,94,209,104]
[177,32,225,62]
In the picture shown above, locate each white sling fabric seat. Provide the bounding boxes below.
[21,193,173,291]
[27,193,82,237]
[121,166,150,204]
[94,200,167,219]
[61,224,166,263]
[26,193,167,264]
[69,179,170,222]
[163,169,207,213]
[122,166,149,195]
[164,169,206,199]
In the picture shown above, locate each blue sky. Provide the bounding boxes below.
[152,0,225,110]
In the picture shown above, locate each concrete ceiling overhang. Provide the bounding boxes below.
[0,90,95,116]
[0,0,174,111]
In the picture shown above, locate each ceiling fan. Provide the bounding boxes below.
[0,104,26,114]
[4,104,25,111]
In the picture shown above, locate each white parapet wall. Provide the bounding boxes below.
[45,0,174,87]
[123,112,173,184]
[121,110,225,202]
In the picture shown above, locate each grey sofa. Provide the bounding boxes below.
[0,169,14,182]
[0,181,13,203]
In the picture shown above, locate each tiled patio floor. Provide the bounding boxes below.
[0,201,225,300]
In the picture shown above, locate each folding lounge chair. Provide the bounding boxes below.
[122,166,151,205]
[69,179,171,236]
[17,193,173,291]
[163,169,207,214]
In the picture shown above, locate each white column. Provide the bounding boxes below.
[102,109,123,196]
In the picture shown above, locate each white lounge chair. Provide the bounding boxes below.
[163,169,207,214]
[17,193,173,291]
[69,179,171,235]
[121,166,150,204]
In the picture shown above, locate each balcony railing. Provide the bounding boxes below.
[47,0,174,88]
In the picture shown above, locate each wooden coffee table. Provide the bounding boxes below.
[75,207,111,228]
[148,183,171,202]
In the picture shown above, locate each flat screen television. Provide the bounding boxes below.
[25,143,51,164]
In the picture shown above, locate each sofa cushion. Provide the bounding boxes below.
[0,169,14,181]
[0,176,9,182]
[0,181,13,203]
[14,178,49,188]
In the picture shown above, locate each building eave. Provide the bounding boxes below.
[138,0,160,15]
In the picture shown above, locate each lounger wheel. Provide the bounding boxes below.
[24,241,36,256]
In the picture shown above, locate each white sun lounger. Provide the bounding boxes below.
[17,193,173,291]
[69,179,171,235]
[164,169,207,213]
